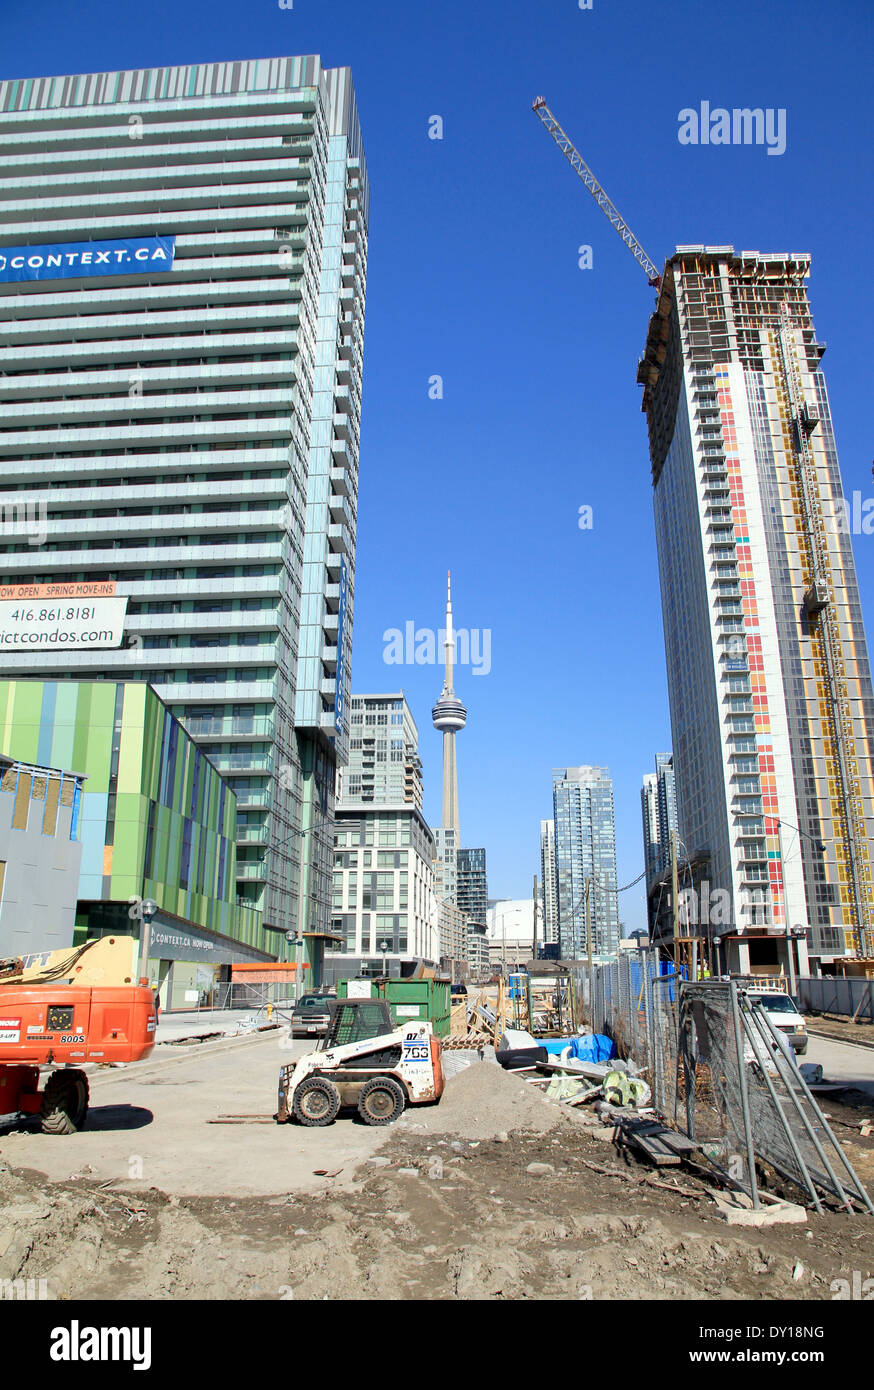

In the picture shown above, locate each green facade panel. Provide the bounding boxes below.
[0,680,268,955]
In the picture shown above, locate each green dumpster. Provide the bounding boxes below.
[336,976,451,1038]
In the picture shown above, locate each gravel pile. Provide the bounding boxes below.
[402,1056,562,1140]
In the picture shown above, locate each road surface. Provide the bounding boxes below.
[806,1030,874,1099]
[0,1030,394,1197]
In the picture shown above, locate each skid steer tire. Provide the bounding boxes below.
[41,1069,89,1135]
[358,1076,406,1126]
[292,1076,341,1127]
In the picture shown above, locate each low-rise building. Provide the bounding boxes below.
[0,679,273,1007]
[0,754,86,957]
[486,897,541,972]
[326,803,440,983]
[466,920,490,979]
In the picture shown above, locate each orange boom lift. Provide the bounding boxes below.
[0,936,156,1134]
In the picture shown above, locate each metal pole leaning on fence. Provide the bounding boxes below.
[747,998,874,1215]
[737,1000,824,1213]
[740,1001,841,1212]
[642,954,655,1085]
[678,989,697,1144]
[728,980,761,1210]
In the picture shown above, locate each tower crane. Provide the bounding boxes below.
[531,97,661,287]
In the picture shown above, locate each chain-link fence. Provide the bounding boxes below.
[569,954,872,1212]
[571,949,684,1116]
[206,981,296,1013]
[678,981,873,1213]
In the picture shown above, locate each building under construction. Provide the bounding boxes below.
[638,246,874,973]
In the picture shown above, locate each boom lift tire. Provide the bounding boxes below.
[40,1069,89,1135]
[357,1075,406,1126]
[292,1075,341,1127]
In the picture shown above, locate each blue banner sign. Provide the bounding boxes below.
[0,235,176,284]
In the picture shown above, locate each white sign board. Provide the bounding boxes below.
[345,980,372,999]
[0,595,128,651]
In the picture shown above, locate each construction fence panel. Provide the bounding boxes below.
[569,961,872,1209]
[678,982,872,1211]
[650,973,682,1124]
[570,951,683,1114]
[207,981,296,1012]
[796,975,874,1022]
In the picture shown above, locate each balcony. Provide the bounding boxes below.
[183,715,274,739]
[210,753,274,773]
[331,438,355,473]
[235,825,269,845]
[236,862,268,882]
[329,493,354,528]
[330,465,350,497]
[233,789,272,809]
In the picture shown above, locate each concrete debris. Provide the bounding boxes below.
[712,1191,808,1227]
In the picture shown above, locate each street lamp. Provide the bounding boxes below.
[138,899,158,980]
[379,940,390,976]
[713,935,723,978]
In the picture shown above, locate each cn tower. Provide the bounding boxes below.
[431,572,467,833]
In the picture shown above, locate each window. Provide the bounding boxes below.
[12,771,31,830]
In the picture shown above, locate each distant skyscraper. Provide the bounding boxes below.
[457,847,488,929]
[552,767,619,958]
[639,246,874,969]
[0,56,369,950]
[338,694,423,810]
[540,819,559,946]
[641,754,678,881]
[641,754,679,938]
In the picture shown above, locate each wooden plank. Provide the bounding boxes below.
[627,1135,681,1166]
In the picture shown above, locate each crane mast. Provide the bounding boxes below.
[774,305,874,956]
[531,97,661,287]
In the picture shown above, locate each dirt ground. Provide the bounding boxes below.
[804,1013,874,1048]
[2,1060,873,1301]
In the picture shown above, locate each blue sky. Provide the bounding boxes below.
[4,0,873,929]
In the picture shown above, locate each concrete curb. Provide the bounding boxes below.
[85,1025,286,1087]
[806,1028,874,1053]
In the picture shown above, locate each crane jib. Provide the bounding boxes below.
[532,98,661,288]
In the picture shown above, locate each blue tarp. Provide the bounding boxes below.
[569,1033,616,1063]
[538,1034,616,1062]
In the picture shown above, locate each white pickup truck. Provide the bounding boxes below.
[746,989,808,1055]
